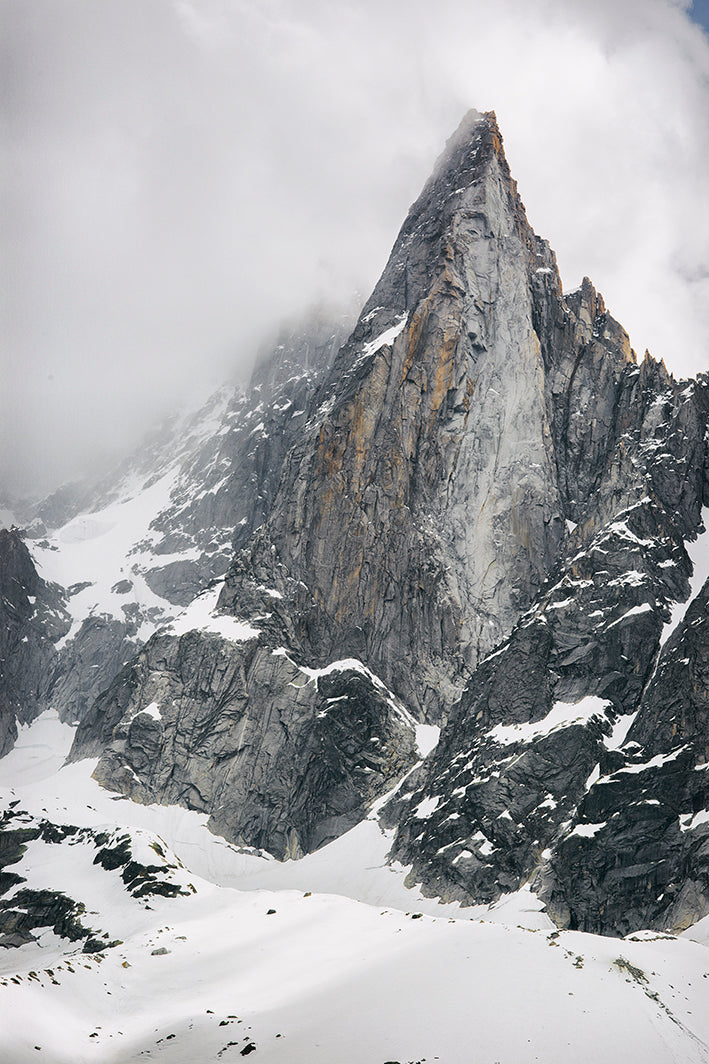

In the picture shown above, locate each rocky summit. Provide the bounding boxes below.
[3,110,709,939]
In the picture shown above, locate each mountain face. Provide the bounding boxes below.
[218,112,569,721]
[543,572,709,934]
[3,306,351,736]
[4,110,709,939]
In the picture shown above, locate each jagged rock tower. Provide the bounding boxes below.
[70,111,709,933]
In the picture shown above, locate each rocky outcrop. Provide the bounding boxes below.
[0,529,69,754]
[144,303,352,572]
[0,808,194,950]
[388,354,708,926]
[9,306,351,728]
[387,498,694,901]
[72,611,419,858]
[50,614,143,726]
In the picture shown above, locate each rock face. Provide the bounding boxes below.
[49,614,144,726]
[387,341,708,931]
[74,616,419,858]
[219,111,567,721]
[143,304,353,580]
[48,111,709,930]
[541,575,709,935]
[0,529,69,754]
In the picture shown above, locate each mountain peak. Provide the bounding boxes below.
[348,107,536,353]
[7,111,709,951]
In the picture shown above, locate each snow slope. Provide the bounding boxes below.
[31,469,184,647]
[1,715,708,1064]
[24,384,246,658]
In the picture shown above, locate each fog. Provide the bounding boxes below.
[3,0,709,497]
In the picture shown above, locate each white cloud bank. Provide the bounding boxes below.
[2,0,708,493]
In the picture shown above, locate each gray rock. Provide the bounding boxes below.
[541,575,709,934]
[50,614,142,725]
[71,631,419,859]
[219,111,569,722]
[0,528,70,753]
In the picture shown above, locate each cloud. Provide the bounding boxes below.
[2,0,708,495]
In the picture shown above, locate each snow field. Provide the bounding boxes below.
[1,715,708,1063]
[2,883,709,1064]
[486,696,610,746]
[166,583,260,641]
[31,469,185,645]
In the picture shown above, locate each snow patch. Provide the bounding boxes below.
[569,822,606,838]
[487,696,610,746]
[679,809,709,832]
[616,747,688,775]
[362,314,408,358]
[605,712,638,751]
[661,506,709,646]
[138,701,162,721]
[415,725,440,757]
[413,796,441,819]
[166,584,260,643]
[605,602,652,629]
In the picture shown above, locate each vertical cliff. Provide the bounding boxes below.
[220,111,574,720]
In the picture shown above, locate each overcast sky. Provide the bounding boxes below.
[3,0,709,497]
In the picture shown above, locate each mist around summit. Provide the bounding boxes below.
[3,0,709,496]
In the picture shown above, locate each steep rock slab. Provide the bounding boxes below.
[0,529,69,755]
[70,596,419,859]
[220,110,569,721]
[48,613,144,726]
